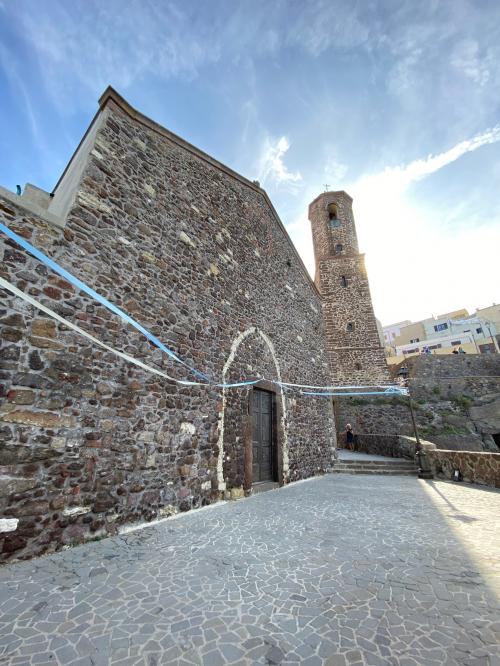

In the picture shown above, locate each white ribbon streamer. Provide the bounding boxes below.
[0,277,204,386]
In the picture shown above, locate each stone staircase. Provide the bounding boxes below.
[332,457,418,476]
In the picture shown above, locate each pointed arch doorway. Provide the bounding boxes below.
[251,387,277,484]
[216,327,289,495]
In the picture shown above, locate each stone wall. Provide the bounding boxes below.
[335,355,500,452]
[426,449,500,488]
[338,433,417,460]
[0,90,336,562]
[337,431,500,489]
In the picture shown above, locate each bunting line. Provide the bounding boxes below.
[0,221,210,381]
[1,222,407,395]
[0,277,207,386]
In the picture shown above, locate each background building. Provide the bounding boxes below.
[384,308,499,364]
[383,320,411,346]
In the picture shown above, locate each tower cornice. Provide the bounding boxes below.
[308,190,353,213]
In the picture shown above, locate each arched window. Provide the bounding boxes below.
[327,203,339,220]
[335,243,343,255]
[328,203,340,228]
[341,276,348,287]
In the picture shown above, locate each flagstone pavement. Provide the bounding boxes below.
[1,473,499,665]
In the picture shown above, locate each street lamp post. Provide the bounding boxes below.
[398,365,431,479]
[485,320,498,353]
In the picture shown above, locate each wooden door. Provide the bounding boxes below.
[252,389,274,482]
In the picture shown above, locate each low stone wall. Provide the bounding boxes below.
[426,450,500,488]
[338,433,418,460]
[334,354,500,453]
[337,433,500,489]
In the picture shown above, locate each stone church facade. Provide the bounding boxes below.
[0,88,383,561]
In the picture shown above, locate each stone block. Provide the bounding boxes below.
[62,506,91,517]
[0,518,19,533]
[0,475,38,497]
[2,535,27,553]
[0,313,24,327]
[7,389,35,405]
[12,501,50,516]
[0,410,74,428]
[32,319,57,338]
[230,487,244,500]
[179,231,195,247]
[2,327,23,342]
[29,336,64,350]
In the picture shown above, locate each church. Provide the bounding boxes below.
[0,88,386,561]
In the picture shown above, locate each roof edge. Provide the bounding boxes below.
[98,86,321,298]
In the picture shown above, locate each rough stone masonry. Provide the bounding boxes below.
[309,191,388,384]
[0,87,382,562]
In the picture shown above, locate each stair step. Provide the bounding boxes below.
[332,467,417,476]
[334,464,416,470]
[332,457,418,476]
[337,459,413,465]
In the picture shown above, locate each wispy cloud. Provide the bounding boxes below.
[7,0,376,113]
[0,43,41,143]
[257,136,302,188]
[283,126,500,325]
[353,124,500,197]
[348,128,500,323]
[451,39,491,87]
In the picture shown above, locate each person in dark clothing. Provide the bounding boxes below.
[345,423,355,450]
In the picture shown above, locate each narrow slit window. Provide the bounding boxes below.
[341,276,348,287]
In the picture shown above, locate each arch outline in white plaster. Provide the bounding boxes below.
[216,326,289,491]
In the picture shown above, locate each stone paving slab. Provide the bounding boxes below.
[1,475,500,665]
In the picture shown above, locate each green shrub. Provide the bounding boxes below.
[452,395,473,410]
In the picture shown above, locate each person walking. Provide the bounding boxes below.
[345,423,355,451]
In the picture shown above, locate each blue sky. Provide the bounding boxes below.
[1,0,499,325]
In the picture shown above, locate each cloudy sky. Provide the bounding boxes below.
[1,0,499,326]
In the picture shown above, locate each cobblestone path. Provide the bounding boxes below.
[1,475,499,665]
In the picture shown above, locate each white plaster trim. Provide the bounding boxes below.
[216,327,289,490]
[0,518,19,533]
[0,187,64,229]
[62,506,91,517]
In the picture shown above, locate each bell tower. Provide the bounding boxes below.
[309,191,388,384]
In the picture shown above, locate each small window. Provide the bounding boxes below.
[476,327,483,334]
[451,340,461,346]
[410,338,420,343]
[434,323,448,332]
[341,276,348,287]
[346,322,355,332]
[354,362,362,370]
[334,244,343,255]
